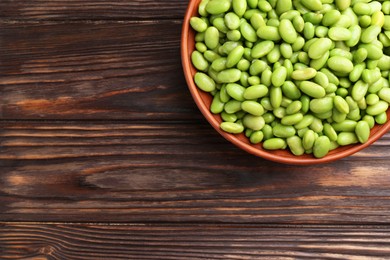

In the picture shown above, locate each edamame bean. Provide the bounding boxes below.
[310,97,334,114]
[291,68,317,80]
[337,132,358,146]
[205,26,220,49]
[353,3,372,16]
[378,88,390,103]
[250,131,264,144]
[224,100,242,113]
[361,25,382,43]
[299,81,326,98]
[328,27,352,41]
[352,80,369,102]
[349,63,366,82]
[270,86,283,108]
[251,41,275,58]
[241,101,265,116]
[287,136,305,156]
[271,66,287,87]
[281,113,304,125]
[220,122,244,134]
[243,114,265,130]
[327,56,354,74]
[323,123,338,141]
[276,0,293,15]
[286,100,302,115]
[226,46,245,68]
[256,26,281,41]
[240,22,258,42]
[192,51,209,71]
[273,124,296,138]
[190,17,208,32]
[301,0,322,11]
[308,38,332,59]
[195,72,216,92]
[232,0,247,17]
[263,138,286,150]
[334,96,350,114]
[303,129,316,150]
[376,112,388,124]
[366,101,389,116]
[355,120,370,143]
[332,120,357,132]
[206,0,231,15]
[218,69,241,83]
[346,25,362,47]
[336,0,350,11]
[322,10,341,26]
[279,19,298,44]
[210,93,225,114]
[313,136,331,158]
[211,57,227,72]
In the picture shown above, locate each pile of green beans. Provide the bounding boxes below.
[190,0,390,158]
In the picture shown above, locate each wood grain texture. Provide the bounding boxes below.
[1,121,390,223]
[0,0,188,20]
[0,21,198,120]
[2,223,390,259]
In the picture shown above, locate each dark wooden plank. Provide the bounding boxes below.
[0,0,188,20]
[0,21,198,120]
[1,121,390,223]
[2,223,390,259]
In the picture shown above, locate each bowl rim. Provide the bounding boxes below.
[181,0,390,165]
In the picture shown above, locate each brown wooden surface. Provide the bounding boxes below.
[1,0,390,259]
[2,224,390,259]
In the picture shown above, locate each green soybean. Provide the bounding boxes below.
[205,26,220,49]
[287,136,305,156]
[263,138,286,150]
[308,38,332,59]
[355,121,370,143]
[218,69,241,83]
[323,123,338,142]
[226,46,245,68]
[303,129,316,150]
[243,114,265,130]
[352,80,369,102]
[376,112,388,124]
[251,41,274,58]
[366,101,389,116]
[313,136,331,158]
[195,72,216,92]
[334,96,350,114]
[273,124,296,138]
[206,0,231,15]
[322,10,341,26]
[279,19,298,44]
[328,27,352,41]
[337,132,358,146]
[272,66,287,87]
[291,68,317,80]
[327,56,354,74]
[270,86,283,109]
[256,26,281,41]
[220,121,244,134]
[299,81,326,98]
[310,97,334,114]
[241,101,265,116]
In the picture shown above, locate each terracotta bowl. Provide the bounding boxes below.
[181,0,390,165]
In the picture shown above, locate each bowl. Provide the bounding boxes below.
[181,0,390,165]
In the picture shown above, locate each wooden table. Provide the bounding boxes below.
[1,1,390,259]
